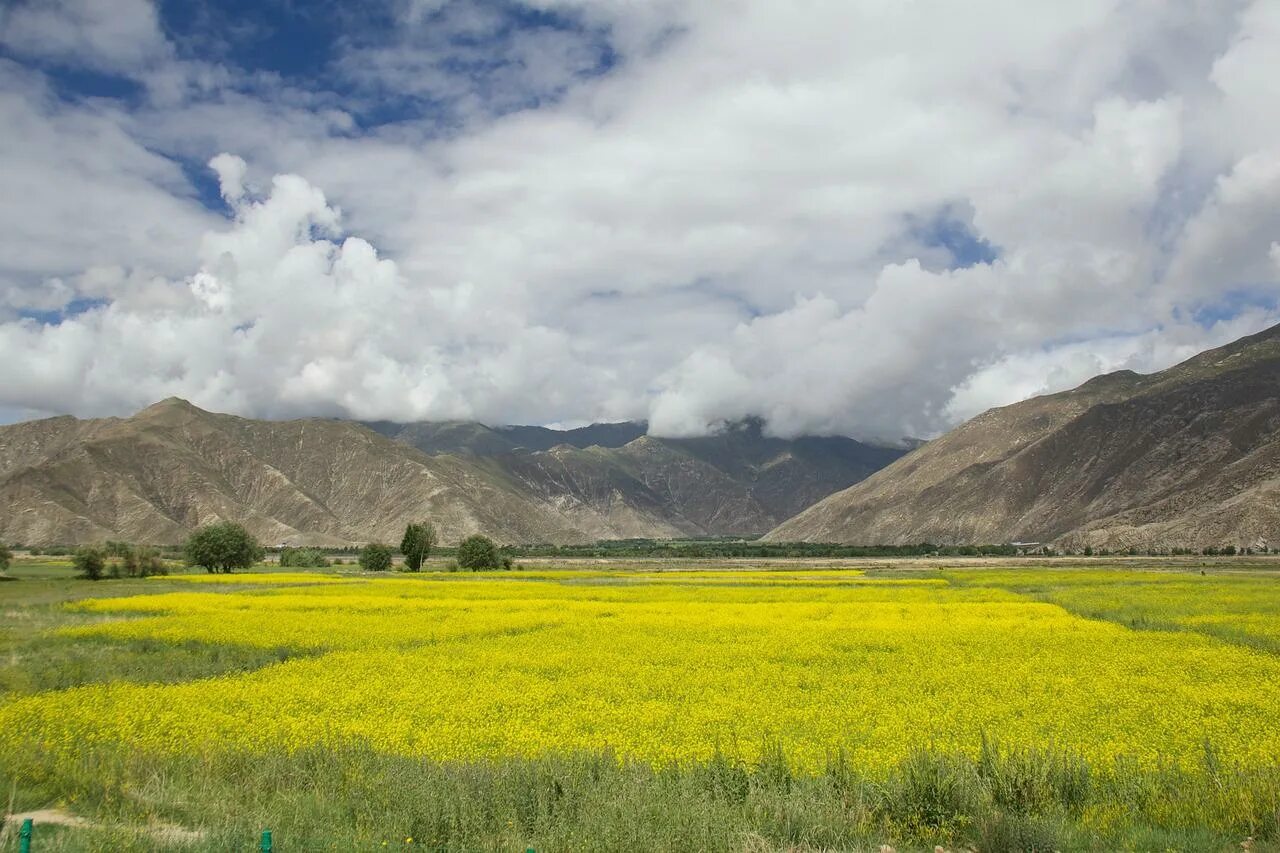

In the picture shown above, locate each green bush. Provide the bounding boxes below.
[73,546,106,581]
[0,541,11,572]
[457,535,500,571]
[184,522,265,574]
[279,547,331,568]
[359,543,393,572]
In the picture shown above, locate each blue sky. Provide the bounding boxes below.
[0,0,1278,436]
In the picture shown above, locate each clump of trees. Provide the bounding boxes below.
[456,535,511,571]
[279,546,330,568]
[359,543,393,572]
[0,541,11,573]
[400,523,437,572]
[102,540,168,578]
[28,546,72,557]
[184,522,265,574]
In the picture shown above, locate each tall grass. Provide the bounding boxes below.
[4,739,1276,851]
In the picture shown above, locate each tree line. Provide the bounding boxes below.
[0,519,513,579]
[0,529,1267,581]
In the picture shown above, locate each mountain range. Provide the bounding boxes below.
[767,323,1280,550]
[3,323,1277,550]
[0,403,901,546]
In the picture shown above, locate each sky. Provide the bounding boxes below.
[0,0,1278,439]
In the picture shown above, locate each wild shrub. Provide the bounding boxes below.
[359,543,393,572]
[127,546,169,577]
[279,547,330,568]
[73,546,106,580]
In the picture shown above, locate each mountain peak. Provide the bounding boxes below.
[134,397,204,419]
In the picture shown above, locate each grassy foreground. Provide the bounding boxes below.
[2,558,1279,850]
[5,738,1277,851]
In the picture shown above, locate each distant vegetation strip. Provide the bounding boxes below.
[15,537,1264,562]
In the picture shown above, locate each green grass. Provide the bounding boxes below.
[0,569,312,702]
[3,739,1276,851]
[946,566,1280,654]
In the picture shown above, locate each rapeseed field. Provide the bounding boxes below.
[6,569,1280,771]
[3,565,1279,849]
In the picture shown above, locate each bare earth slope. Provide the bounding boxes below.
[766,324,1280,550]
[0,404,902,546]
[387,418,906,538]
[0,399,595,547]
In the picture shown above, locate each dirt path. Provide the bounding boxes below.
[2,807,204,845]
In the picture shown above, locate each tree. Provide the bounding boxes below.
[0,541,11,573]
[457,535,500,571]
[73,546,106,581]
[399,523,437,572]
[359,543,393,572]
[184,522,264,574]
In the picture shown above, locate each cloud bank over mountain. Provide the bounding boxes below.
[1,0,1278,438]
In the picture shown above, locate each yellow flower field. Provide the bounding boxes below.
[4,568,1280,777]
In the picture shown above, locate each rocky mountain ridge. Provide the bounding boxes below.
[0,402,901,546]
[765,323,1280,550]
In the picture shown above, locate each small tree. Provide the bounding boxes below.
[457,535,500,571]
[400,523,437,572]
[73,546,106,581]
[184,522,264,574]
[359,543,393,572]
[0,541,12,573]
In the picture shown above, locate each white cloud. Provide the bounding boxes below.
[943,310,1280,424]
[0,61,219,319]
[0,161,615,423]
[0,0,1278,437]
[0,0,169,74]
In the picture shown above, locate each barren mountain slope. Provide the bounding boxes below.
[0,399,594,546]
[766,324,1280,549]
[0,400,904,546]
[383,418,907,538]
[368,419,648,456]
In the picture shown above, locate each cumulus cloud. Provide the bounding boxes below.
[0,158,617,422]
[0,0,1278,438]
